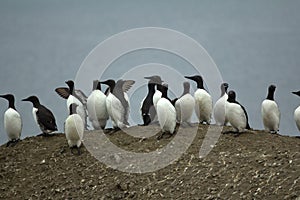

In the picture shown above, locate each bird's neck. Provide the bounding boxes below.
[267,90,274,101]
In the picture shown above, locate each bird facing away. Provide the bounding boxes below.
[292,90,300,132]
[55,80,88,129]
[185,75,213,124]
[156,83,177,137]
[261,85,280,133]
[213,83,229,126]
[100,79,135,130]
[86,80,109,130]
[174,81,195,126]
[22,96,57,136]
[140,75,163,126]
[64,103,84,155]
[225,90,250,134]
[0,94,22,147]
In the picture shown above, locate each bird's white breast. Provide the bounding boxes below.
[294,106,300,131]
[261,99,280,132]
[175,94,195,123]
[87,90,108,129]
[32,107,38,126]
[213,93,228,125]
[153,90,162,110]
[157,98,176,133]
[65,114,84,147]
[194,89,213,122]
[4,108,22,140]
[226,102,247,132]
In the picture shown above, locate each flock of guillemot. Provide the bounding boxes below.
[1,75,300,154]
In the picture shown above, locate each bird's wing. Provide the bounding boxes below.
[36,105,57,130]
[74,89,88,107]
[55,87,70,99]
[238,101,250,129]
[122,80,135,93]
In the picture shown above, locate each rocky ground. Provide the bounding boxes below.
[0,124,299,199]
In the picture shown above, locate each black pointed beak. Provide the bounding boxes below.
[292,91,297,95]
[21,98,29,102]
[184,76,193,80]
[144,76,152,80]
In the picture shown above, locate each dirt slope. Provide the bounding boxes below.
[0,124,299,199]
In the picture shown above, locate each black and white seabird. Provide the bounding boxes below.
[55,80,88,129]
[0,94,22,147]
[174,82,195,125]
[213,83,229,126]
[292,90,300,131]
[224,90,250,134]
[64,103,84,155]
[185,75,213,124]
[86,80,109,130]
[100,79,135,130]
[140,75,163,126]
[156,83,176,137]
[22,95,57,136]
[261,85,280,133]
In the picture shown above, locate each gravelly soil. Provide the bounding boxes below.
[0,124,299,200]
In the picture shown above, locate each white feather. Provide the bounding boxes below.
[225,102,247,132]
[261,99,280,132]
[175,94,195,123]
[106,93,129,129]
[153,90,162,111]
[87,90,108,129]
[32,107,38,126]
[67,95,86,127]
[294,106,300,131]
[194,89,213,123]
[4,108,22,140]
[157,98,176,133]
[65,114,84,147]
[213,93,228,125]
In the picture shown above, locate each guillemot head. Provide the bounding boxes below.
[22,96,40,107]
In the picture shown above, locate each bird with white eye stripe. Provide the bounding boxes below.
[224,90,250,135]
[22,95,57,136]
[261,85,280,133]
[185,75,213,124]
[292,90,300,132]
[0,94,22,147]
[64,103,84,155]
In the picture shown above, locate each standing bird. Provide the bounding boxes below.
[100,79,135,130]
[55,80,88,129]
[292,90,300,131]
[86,80,108,130]
[0,94,22,147]
[261,85,280,133]
[140,76,163,126]
[174,82,195,126]
[64,103,84,155]
[225,90,250,134]
[185,75,213,124]
[213,83,229,126]
[22,96,57,136]
[156,83,177,138]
